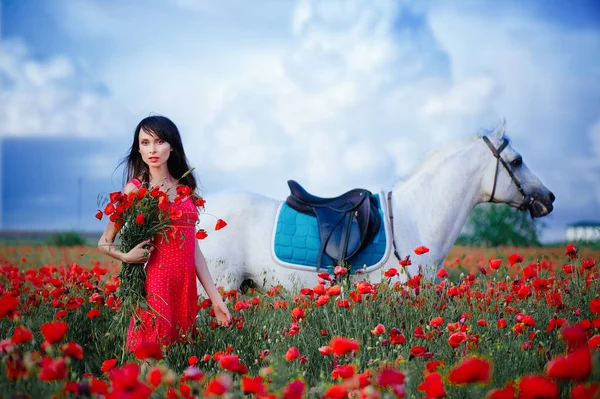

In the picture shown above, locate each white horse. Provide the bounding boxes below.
[197,120,555,291]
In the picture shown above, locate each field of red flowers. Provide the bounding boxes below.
[0,243,599,398]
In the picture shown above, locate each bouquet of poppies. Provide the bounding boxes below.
[100,183,172,306]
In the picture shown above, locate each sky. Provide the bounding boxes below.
[1,0,599,243]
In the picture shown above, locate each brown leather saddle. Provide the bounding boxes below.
[285,180,381,270]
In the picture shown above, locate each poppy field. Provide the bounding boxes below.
[0,243,599,398]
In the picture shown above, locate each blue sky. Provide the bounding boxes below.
[1,0,599,242]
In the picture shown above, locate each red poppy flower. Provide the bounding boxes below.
[40,321,68,345]
[518,285,532,299]
[565,243,578,258]
[11,326,33,344]
[589,335,600,350]
[187,355,199,366]
[508,253,524,266]
[101,358,118,373]
[195,229,208,240]
[103,202,115,215]
[489,259,502,270]
[135,213,145,224]
[195,197,207,208]
[89,377,109,394]
[590,298,600,315]
[417,372,446,398]
[291,307,305,320]
[331,364,356,380]
[326,285,341,297]
[219,354,248,373]
[315,295,330,307]
[546,347,592,380]
[333,266,347,276]
[318,272,332,281]
[285,347,300,361]
[436,268,449,278]
[371,324,386,335]
[414,245,430,255]
[109,363,151,398]
[571,383,600,399]
[146,366,162,387]
[478,318,488,327]
[563,264,575,274]
[95,210,103,220]
[518,375,559,399]
[384,267,398,278]
[204,374,232,398]
[241,376,265,395]
[215,219,227,230]
[170,208,182,219]
[87,309,101,319]
[330,336,360,356]
[425,360,446,373]
[485,383,516,399]
[38,357,67,381]
[134,342,163,360]
[322,384,348,399]
[582,259,596,269]
[561,324,588,350]
[430,317,444,328]
[376,367,406,387]
[60,342,83,359]
[389,328,406,345]
[282,379,305,399]
[410,346,426,357]
[448,332,467,348]
[448,357,492,385]
[497,319,507,329]
[0,296,19,319]
[319,346,333,355]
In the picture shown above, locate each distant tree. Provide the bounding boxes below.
[458,203,543,247]
[48,231,87,247]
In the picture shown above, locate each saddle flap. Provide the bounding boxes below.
[324,214,360,261]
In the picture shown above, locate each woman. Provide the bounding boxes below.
[97,115,232,351]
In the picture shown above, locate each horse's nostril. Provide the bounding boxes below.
[549,192,555,202]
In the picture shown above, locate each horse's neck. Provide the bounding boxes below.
[392,141,485,262]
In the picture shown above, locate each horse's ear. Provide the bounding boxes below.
[491,118,507,141]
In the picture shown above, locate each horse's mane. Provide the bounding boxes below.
[402,127,513,182]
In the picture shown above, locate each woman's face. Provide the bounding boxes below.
[138,128,172,169]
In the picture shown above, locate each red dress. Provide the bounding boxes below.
[126,179,199,352]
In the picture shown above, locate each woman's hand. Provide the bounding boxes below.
[213,301,232,327]
[122,239,154,264]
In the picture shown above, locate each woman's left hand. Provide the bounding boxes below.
[214,301,232,327]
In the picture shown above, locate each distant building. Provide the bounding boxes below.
[565,221,600,242]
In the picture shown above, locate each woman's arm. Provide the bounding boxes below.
[97,181,153,264]
[195,242,232,326]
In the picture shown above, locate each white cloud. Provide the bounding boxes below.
[3,0,600,238]
[0,39,129,137]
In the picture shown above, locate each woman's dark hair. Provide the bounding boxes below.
[120,115,199,196]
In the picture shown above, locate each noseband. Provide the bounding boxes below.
[481,136,535,211]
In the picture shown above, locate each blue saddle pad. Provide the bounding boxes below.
[273,194,387,272]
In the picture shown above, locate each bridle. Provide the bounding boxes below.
[386,135,536,264]
[481,135,535,211]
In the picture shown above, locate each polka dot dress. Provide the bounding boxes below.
[125,180,199,352]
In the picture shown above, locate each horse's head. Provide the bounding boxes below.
[480,119,555,218]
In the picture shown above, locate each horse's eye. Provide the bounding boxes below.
[511,158,522,167]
